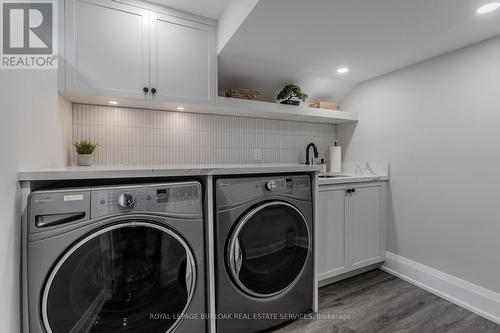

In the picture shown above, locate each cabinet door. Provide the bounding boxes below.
[65,0,150,99]
[317,187,348,281]
[150,12,216,105]
[347,184,384,270]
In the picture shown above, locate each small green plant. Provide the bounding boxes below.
[276,84,308,102]
[74,139,98,155]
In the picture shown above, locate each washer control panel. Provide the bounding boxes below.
[117,192,135,208]
[265,180,277,191]
[91,182,202,218]
[216,175,311,208]
[261,176,310,192]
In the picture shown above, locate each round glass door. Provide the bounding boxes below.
[42,222,196,333]
[227,201,310,298]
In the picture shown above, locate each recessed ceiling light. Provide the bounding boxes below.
[337,67,350,74]
[477,2,500,14]
[109,101,118,105]
[176,106,185,111]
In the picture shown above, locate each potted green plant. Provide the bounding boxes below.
[74,139,98,166]
[276,84,308,106]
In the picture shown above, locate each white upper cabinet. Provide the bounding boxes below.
[62,0,216,105]
[150,12,215,104]
[65,0,150,99]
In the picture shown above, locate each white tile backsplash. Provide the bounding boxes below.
[72,104,336,166]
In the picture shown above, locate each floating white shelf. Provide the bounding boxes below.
[215,97,358,124]
[64,93,358,125]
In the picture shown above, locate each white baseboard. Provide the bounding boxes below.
[381,252,500,325]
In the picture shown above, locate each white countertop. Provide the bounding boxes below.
[318,161,390,185]
[19,162,390,184]
[317,174,389,185]
[18,164,322,181]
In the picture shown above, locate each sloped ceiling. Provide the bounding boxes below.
[219,0,500,103]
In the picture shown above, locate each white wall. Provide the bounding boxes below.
[0,70,71,333]
[340,36,500,293]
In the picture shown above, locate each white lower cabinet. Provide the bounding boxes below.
[317,187,348,281]
[317,182,386,282]
[347,184,385,270]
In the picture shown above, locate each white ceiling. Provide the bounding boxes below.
[219,0,500,101]
[146,0,229,19]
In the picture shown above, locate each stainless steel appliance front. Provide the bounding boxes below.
[215,175,314,333]
[25,182,206,333]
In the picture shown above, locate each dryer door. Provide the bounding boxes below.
[227,201,311,298]
[42,221,196,333]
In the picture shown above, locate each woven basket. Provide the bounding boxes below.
[225,88,264,101]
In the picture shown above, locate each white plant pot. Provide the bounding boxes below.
[77,154,94,166]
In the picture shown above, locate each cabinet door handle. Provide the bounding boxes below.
[346,189,352,194]
[151,88,157,95]
[143,87,149,93]
[351,188,356,193]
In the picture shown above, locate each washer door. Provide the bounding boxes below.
[42,221,196,333]
[227,201,310,298]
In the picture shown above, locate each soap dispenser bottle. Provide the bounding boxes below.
[320,158,327,173]
[328,140,342,173]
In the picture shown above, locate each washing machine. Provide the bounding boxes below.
[214,174,314,333]
[24,181,206,333]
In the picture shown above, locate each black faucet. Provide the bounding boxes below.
[305,143,318,165]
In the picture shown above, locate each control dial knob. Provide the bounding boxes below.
[118,192,135,208]
[266,180,277,191]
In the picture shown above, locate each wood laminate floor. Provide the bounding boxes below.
[272,269,500,333]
